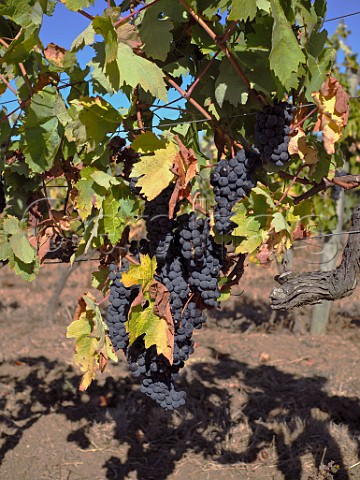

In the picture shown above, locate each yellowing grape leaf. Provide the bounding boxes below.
[121,254,157,293]
[130,142,178,200]
[67,292,118,391]
[312,76,350,154]
[289,127,318,166]
[128,302,174,364]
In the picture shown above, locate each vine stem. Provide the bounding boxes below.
[275,164,305,207]
[0,38,32,95]
[186,50,221,98]
[77,9,94,21]
[114,0,162,28]
[165,75,213,121]
[177,0,265,106]
[0,73,18,97]
[290,107,317,133]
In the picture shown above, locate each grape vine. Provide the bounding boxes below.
[0,0,358,408]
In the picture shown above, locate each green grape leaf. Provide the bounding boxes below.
[71,23,95,51]
[215,58,248,107]
[131,131,166,153]
[139,5,173,61]
[22,86,63,173]
[91,171,120,189]
[229,0,257,21]
[128,302,173,363]
[269,0,306,89]
[9,232,36,264]
[92,15,118,64]
[101,193,124,244]
[67,292,118,391]
[12,255,40,282]
[0,0,43,27]
[73,167,105,220]
[232,203,264,254]
[60,0,94,12]
[70,97,122,147]
[116,43,168,101]
[122,254,157,292]
[271,211,289,233]
[130,141,177,200]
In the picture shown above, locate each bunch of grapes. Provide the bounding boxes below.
[106,264,139,352]
[255,101,293,167]
[210,149,259,235]
[176,212,223,308]
[144,185,175,263]
[127,341,186,410]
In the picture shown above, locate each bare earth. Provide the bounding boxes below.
[1,256,360,480]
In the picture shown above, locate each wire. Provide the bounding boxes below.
[324,11,360,23]
[40,227,360,265]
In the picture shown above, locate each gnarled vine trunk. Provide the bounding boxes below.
[270,203,360,310]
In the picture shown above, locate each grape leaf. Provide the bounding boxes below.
[9,232,36,264]
[215,58,248,107]
[271,212,289,233]
[128,302,174,363]
[232,203,264,254]
[70,97,122,147]
[288,127,318,166]
[22,86,63,173]
[312,76,350,154]
[229,0,257,21]
[92,15,118,65]
[121,254,157,293]
[138,5,173,61]
[269,0,306,89]
[130,142,178,200]
[67,292,118,391]
[60,0,94,12]
[72,167,105,220]
[0,0,43,27]
[116,43,168,101]
[71,23,95,51]
[131,132,166,153]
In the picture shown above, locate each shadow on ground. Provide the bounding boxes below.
[0,354,359,479]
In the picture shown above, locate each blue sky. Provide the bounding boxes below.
[1,1,359,113]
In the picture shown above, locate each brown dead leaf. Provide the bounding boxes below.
[292,222,310,241]
[117,23,142,50]
[256,244,272,267]
[153,281,174,333]
[33,72,60,93]
[44,43,67,67]
[289,127,318,166]
[37,226,55,263]
[168,137,199,218]
[312,76,350,154]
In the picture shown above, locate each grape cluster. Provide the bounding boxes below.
[128,342,186,410]
[0,175,5,214]
[210,149,259,235]
[109,136,139,179]
[106,264,139,352]
[144,185,175,262]
[158,255,190,327]
[255,102,293,167]
[176,212,223,308]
